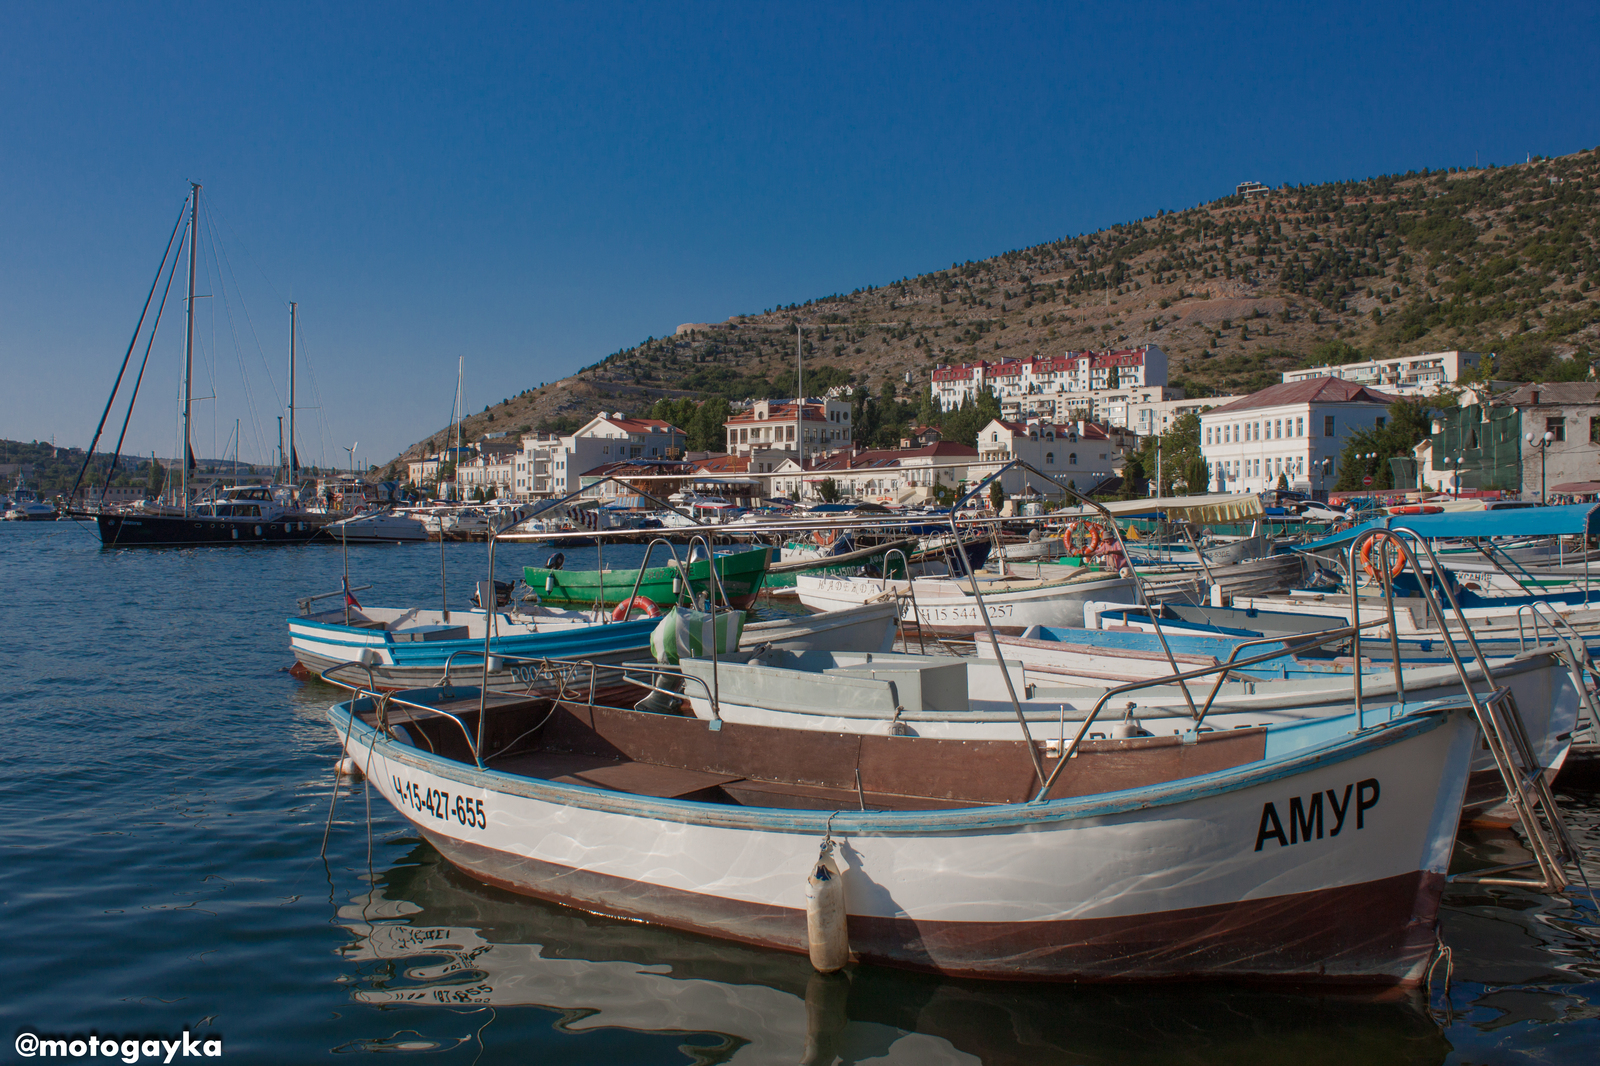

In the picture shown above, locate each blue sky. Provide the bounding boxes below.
[3,1,1597,467]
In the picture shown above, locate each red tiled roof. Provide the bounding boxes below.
[807,441,977,471]
[1205,377,1397,414]
[691,455,750,473]
[599,416,686,434]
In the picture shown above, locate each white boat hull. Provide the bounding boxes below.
[796,573,1139,636]
[333,698,1477,984]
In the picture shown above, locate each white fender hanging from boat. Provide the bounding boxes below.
[805,840,849,973]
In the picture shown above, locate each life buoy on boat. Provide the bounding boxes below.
[812,528,838,549]
[1067,521,1103,554]
[612,596,663,621]
[1386,504,1444,515]
[1360,532,1407,580]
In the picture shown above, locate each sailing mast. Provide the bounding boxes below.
[453,356,464,501]
[181,182,200,510]
[288,301,298,493]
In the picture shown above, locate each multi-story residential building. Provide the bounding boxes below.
[1200,377,1397,496]
[975,418,1132,488]
[1109,394,1237,438]
[511,414,687,500]
[768,441,980,505]
[932,345,1168,412]
[1281,350,1486,398]
[456,452,515,497]
[723,397,853,471]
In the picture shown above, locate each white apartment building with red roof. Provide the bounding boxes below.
[723,396,853,472]
[931,345,1169,414]
[513,412,688,499]
[1200,377,1397,495]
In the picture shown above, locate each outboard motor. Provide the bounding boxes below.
[471,579,515,608]
[544,552,565,571]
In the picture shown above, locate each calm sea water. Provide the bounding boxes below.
[2,521,1598,1064]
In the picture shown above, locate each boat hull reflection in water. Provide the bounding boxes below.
[336,840,1456,1065]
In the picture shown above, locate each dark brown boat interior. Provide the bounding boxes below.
[360,686,1267,810]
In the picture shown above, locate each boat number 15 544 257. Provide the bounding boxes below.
[393,776,486,829]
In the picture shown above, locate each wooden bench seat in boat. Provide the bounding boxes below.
[371,691,1270,809]
[489,750,743,800]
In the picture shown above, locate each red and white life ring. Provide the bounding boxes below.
[611,596,663,621]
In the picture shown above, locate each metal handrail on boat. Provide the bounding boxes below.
[878,546,926,654]
[1029,616,1398,802]
[320,661,482,759]
[296,584,374,613]
[1346,526,1579,892]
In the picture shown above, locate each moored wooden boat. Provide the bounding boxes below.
[796,568,1139,636]
[523,545,772,609]
[327,681,1480,984]
[289,599,899,691]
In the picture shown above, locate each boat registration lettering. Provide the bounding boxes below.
[393,776,487,829]
[1254,779,1378,851]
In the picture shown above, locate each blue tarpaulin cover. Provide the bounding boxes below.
[1297,503,1600,553]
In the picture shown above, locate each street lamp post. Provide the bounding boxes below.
[1524,431,1554,502]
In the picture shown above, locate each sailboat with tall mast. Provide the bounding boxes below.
[88,184,326,547]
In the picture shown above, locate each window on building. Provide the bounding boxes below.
[1324,415,1335,437]
[1274,420,1282,438]
[1296,416,1304,436]
[1547,417,1566,441]
[1045,452,1054,464]
[1069,453,1078,465]
[1375,417,1386,429]
[1591,417,1600,445]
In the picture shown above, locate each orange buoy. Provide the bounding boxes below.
[1360,533,1407,580]
[611,596,663,621]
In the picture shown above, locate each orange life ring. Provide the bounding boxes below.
[611,596,662,621]
[1360,533,1406,580]
[1386,504,1444,515]
[812,528,838,548]
[1067,521,1104,554]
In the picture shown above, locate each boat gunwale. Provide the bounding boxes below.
[327,696,1455,835]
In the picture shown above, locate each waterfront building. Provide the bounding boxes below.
[722,397,853,472]
[1200,377,1396,495]
[511,414,687,500]
[1419,382,1600,498]
[976,418,1133,490]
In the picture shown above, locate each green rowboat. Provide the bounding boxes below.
[523,545,772,609]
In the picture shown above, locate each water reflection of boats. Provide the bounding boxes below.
[335,842,1452,1066]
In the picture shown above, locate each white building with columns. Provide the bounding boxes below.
[1200,377,1397,495]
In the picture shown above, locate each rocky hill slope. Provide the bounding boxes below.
[389,148,1600,471]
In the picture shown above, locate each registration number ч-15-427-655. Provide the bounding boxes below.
[393,776,486,829]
